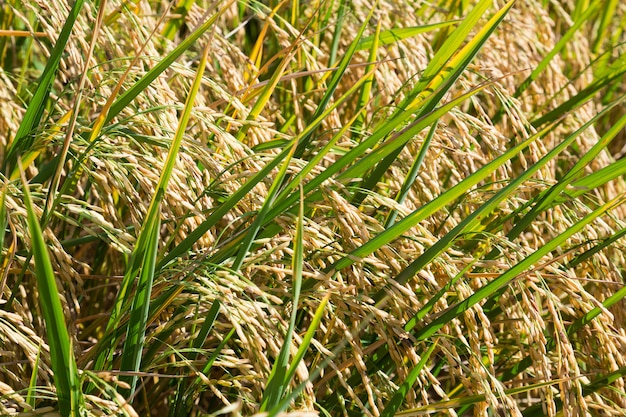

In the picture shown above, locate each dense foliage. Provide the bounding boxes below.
[0,0,625,416]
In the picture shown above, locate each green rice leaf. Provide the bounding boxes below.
[190,300,221,360]
[328,0,347,66]
[26,344,41,409]
[267,293,331,417]
[260,185,305,411]
[592,0,619,53]
[384,121,438,228]
[19,163,83,416]
[118,216,160,395]
[356,20,460,51]
[380,341,437,417]
[183,327,236,408]
[353,20,381,135]
[562,158,626,203]
[283,293,328,388]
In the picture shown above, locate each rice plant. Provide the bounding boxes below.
[0,0,625,416]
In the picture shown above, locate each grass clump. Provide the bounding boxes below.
[0,0,625,416]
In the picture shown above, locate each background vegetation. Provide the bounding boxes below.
[0,0,625,416]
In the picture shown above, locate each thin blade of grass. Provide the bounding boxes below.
[356,20,460,51]
[199,327,236,375]
[169,326,236,417]
[260,184,304,411]
[561,158,626,203]
[567,282,626,337]
[9,108,73,182]
[26,344,41,409]
[565,225,626,269]
[592,0,618,53]
[19,162,83,416]
[180,327,236,413]
[190,300,221,360]
[405,258,481,332]
[121,40,212,393]
[267,293,331,417]
[168,299,222,416]
[384,121,438,228]
[379,341,437,417]
[353,20,380,135]
[104,0,141,24]
[328,0,347,66]
[283,293,328,386]
[118,216,160,395]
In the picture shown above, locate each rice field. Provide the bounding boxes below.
[0,0,625,416]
